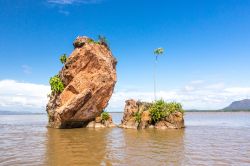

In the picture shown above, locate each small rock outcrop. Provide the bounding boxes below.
[46,36,117,128]
[119,99,185,129]
[86,114,116,128]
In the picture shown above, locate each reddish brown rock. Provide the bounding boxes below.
[165,111,185,129]
[119,99,152,129]
[86,114,116,128]
[139,110,151,129]
[119,100,139,129]
[120,99,185,129]
[46,36,117,128]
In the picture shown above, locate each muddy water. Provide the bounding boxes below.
[0,112,250,166]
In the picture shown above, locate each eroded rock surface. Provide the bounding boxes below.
[119,99,185,129]
[46,36,117,128]
[86,114,116,128]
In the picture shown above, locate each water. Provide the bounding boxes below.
[0,112,250,166]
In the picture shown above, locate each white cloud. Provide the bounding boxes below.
[107,81,250,111]
[0,80,50,112]
[46,0,102,15]
[47,0,101,5]
[1,79,250,113]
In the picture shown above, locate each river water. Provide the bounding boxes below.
[0,112,250,166]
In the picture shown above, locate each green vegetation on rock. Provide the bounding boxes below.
[49,75,64,94]
[73,40,85,48]
[87,38,99,44]
[149,99,184,123]
[134,111,142,123]
[60,54,67,64]
[101,112,110,121]
[86,35,110,49]
[98,35,109,48]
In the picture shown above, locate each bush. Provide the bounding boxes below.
[101,112,110,121]
[166,102,184,114]
[60,54,67,64]
[49,75,64,94]
[98,35,109,48]
[149,99,184,123]
[87,38,99,44]
[149,99,167,123]
[73,40,85,48]
[134,111,141,123]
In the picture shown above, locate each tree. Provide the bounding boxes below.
[153,48,164,100]
[98,35,109,48]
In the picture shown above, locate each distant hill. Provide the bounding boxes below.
[186,109,221,112]
[223,99,250,111]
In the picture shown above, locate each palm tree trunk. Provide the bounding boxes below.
[154,55,158,101]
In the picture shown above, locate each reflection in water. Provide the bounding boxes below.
[46,128,110,165]
[119,129,185,165]
[45,127,185,166]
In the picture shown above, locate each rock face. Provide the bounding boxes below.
[46,36,117,128]
[119,99,185,129]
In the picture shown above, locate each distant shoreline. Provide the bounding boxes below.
[0,110,250,115]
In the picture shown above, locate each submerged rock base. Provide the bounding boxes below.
[119,99,185,129]
[86,115,116,128]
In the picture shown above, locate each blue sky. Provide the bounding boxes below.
[0,0,250,112]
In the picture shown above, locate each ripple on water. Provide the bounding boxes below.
[0,112,250,166]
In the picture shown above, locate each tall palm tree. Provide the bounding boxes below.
[153,48,164,100]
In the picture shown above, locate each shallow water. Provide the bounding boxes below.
[0,112,250,166]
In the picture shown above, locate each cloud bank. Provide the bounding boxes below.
[0,80,50,112]
[0,79,250,112]
[108,81,250,111]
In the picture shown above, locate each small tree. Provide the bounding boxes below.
[60,54,67,64]
[153,48,164,100]
[98,35,109,48]
[49,75,64,94]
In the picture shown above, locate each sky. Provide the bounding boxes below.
[0,0,250,112]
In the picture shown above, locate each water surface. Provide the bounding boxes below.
[0,112,250,165]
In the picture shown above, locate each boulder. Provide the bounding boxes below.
[86,114,116,128]
[119,99,153,129]
[119,99,139,129]
[46,36,117,128]
[139,110,151,129]
[165,111,185,129]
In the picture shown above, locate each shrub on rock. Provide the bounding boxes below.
[60,54,67,64]
[49,75,64,94]
[101,112,110,121]
[149,100,184,124]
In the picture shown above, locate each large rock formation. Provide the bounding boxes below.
[119,99,185,129]
[46,36,117,128]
